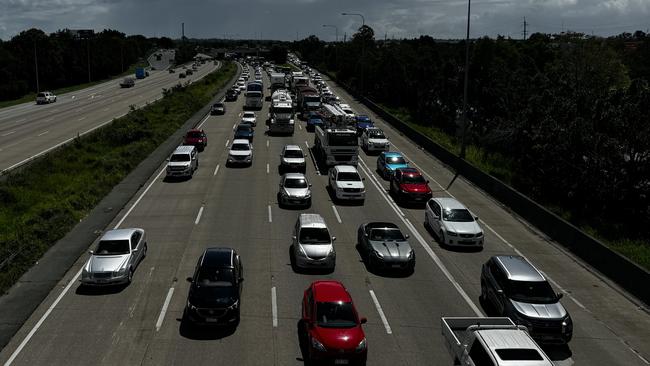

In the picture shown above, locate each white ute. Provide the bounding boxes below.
[328,165,366,203]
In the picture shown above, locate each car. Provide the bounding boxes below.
[339,104,356,119]
[292,214,336,270]
[306,115,324,132]
[80,228,147,286]
[36,91,57,104]
[241,111,257,127]
[166,145,198,178]
[328,165,366,203]
[225,89,238,101]
[360,127,390,153]
[230,86,241,95]
[357,222,415,272]
[185,69,193,76]
[179,72,186,78]
[376,152,409,179]
[279,144,306,173]
[389,167,432,204]
[168,68,175,73]
[424,197,484,248]
[300,281,367,365]
[119,77,135,88]
[237,81,246,91]
[227,139,253,166]
[480,255,573,344]
[211,102,225,115]
[238,77,245,83]
[184,247,243,327]
[234,124,254,141]
[355,115,374,135]
[278,173,312,208]
[183,129,207,151]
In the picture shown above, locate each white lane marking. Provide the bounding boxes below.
[113,166,167,229]
[358,158,405,216]
[14,119,25,123]
[298,124,302,130]
[194,206,204,225]
[213,164,220,176]
[266,140,269,148]
[268,205,273,223]
[233,123,237,130]
[332,205,342,224]
[357,158,484,317]
[37,131,49,137]
[45,118,53,122]
[103,107,109,112]
[78,117,85,121]
[196,114,210,129]
[225,139,230,147]
[305,141,321,175]
[271,287,278,327]
[3,265,85,366]
[71,96,76,99]
[1,131,15,137]
[155,287,175,331]
[369,290,392,334]
[266,163,269,174]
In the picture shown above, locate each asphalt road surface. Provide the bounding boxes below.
[0,49,218,173]
[0,69,648,366]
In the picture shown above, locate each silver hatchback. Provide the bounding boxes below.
[291,214,336,271]
[278,173,312,208]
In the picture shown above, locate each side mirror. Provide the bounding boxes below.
[292,235,297,240]
[88,250,94,255]
[279,183,283,187]
[186,277,193,283]
[557,293,564,300]
[360,317,367,324]
[239,277,245,282]
[132,248,139,253]
[474,216,479,221]
[309,183,313,187]
[405,234,410,239]
[497,289,504,295]
[332,236,337,241]
[362,177,366,181]
[166,158,170,162]
[426,180,430,184]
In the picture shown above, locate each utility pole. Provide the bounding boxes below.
[86,38,91,83]
[34,42,40,93]
[522,17,528,40]
[459,0,472,159]
[182,22,185,41]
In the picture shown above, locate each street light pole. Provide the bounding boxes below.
[342,12,366,94]
[341,12,364,27]
[34,42,40,93]
[459,0,472,159]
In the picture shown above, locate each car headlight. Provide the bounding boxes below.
[296,246,308,257]
[476,231,483,237]
[373,250,384,258]
[408,250,415,259]
[228,300,240,310]
[562,316,573,333]
[112,268,128,277]
[311,337,327,352]
[356,338,367,352]
[187,300,197,311]
[446,230,458,236]
[327,247,335,257]
[304,193,311,199]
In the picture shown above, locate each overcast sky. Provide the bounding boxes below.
[1,0,649,41]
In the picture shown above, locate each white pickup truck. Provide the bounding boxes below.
[442,317,553,366]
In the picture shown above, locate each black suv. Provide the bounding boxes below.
[225,90,238,102]
[184,247,243,327]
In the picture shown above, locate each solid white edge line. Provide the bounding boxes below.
[114,166,167,229]
[37,131,48,137]
[225,139,230,147]
[196,114,210,129]
[155,287,175,331]
[213,164,220,176]
[305,141,321,175]
[194,206,204,225]
[268,205,272,223]
[331,205,342,224]
[271,287,278,327]
[3,266,84,366]
[369,290,392,334]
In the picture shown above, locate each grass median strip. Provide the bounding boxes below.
[0,62,237,294]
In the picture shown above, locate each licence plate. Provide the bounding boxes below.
[205,318,218,323]
[391,264,402,268]
[335,360,349,365]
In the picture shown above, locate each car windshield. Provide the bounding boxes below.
[186,131,203,138]
[507,280,558,304]
[337,172,361,181]
[285,178,308,188]
[402,174,426,184]
[386,156,406,164]
[213,103,223,108]
[316,302,357,328]
[284,150,303,158]
[170,154,190,162]
[95,240,130,255]
[231,143,250,151]
[196,267,235,287]
[442,209,474,222]
[368,130,385,138]
[37,93,45,97]
[236,126,252,133]
[299,228,331,244]
[243,113,255,118]
[370,228,405,241]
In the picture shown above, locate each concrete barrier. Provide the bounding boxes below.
[326,72,650,305]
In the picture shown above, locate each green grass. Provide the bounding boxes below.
[279,63,300,71]
[0,61,149,109]
[379,103,650,271]
[0,62,237,293]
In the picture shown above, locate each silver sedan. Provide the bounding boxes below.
[80,228,147,286]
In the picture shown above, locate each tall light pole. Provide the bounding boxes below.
[34,42,40,93]
[322,24,338,42]
[342,12,366,94]
[459,0,472,159]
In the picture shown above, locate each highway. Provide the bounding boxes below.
[0,49,218,173]
[0,68,648,366]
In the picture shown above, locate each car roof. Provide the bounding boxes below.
[494,255,546,282]
[232,138,251,145]
[333,165,358,173]
[476,328,551,364]
[366,127,382,132]
[173,145,196,154]
[432,197,466,210]
[312,281,352,303]
[366,222,400,231]
[201,247,235,268]
[396,167,421,176]
[100,228,140,241]
[383,151,404,158]
[283,144,302,151]
[298,213,327,228]
[284,172,307,180]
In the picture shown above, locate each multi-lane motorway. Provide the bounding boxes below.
[0,66,649,366]
[0,50,218,173]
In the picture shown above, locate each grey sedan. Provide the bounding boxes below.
[80,228,147,286]
[278,173,312,208]
[357,222,415,273]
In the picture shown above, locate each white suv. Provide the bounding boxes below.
[36,91,57,104]
[166,145,198,178]
[227,139,253,166]
[361,127,390,152]
[328,165,366,203]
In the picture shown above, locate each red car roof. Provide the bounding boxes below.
[312,281,352,303]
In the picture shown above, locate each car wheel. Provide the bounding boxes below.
[439,230,446,246]
[143,243,148,258]
[127,268,134,284]
[479,278,487,302]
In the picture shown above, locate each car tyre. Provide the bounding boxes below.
[127,268,134,284]
[439,230,446,246]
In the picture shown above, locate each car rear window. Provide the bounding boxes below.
[495,348,544,361]
[37,93,45,97]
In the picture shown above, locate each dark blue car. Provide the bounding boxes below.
[355,115,374,135]
[306,114,324,132]
[234,124,254,141]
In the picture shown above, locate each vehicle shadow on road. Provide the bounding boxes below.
[178,317,237,340]
[75,284,128,296]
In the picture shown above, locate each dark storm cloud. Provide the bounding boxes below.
[1,0,649,40]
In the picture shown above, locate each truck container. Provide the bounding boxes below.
[135,67,146,79]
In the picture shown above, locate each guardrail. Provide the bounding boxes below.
[323,71,650,306]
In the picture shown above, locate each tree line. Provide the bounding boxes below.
[294,29,650,249]
[0,28,161,101]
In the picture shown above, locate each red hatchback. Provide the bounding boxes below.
[301,281,367,365]
[183,129,207,151]
[389,167,432,204]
